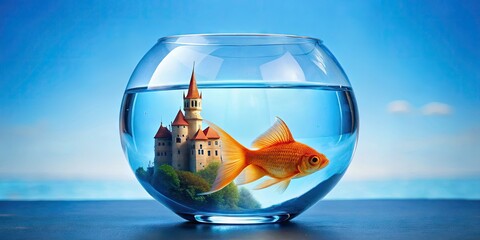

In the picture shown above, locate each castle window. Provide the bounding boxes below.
[201,150,204,155]
[192,144,195,149]
[183,126,185,128]
[182,134,184,137]
[208,151,211,156]
[192,150,194,155]
[208,141,211,146]
[215,150,218,156]
[195,101,198,107]
[178,150,180,154]
[164,152,167,156]
[162,142,165,146]
[176,138,181,143]
[191,100,193,106]
[156,152,160,156]
[198,149,201,155]
[215,141,218,145]
[200,144,203,149]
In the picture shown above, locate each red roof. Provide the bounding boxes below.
[203,127,220,139]
[185,68,201,99]
[192,129,208,140]
[154,124,172,139]
[172,110,189,126]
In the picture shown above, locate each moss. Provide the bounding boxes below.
[176,170,210,207]
[151,165,180,194]
[135,163,260,210]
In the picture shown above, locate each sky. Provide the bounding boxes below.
[0,0,479,186]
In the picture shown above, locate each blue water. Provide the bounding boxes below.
[121,85,358,212]
[1,179,479,200]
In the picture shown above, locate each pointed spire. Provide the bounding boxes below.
[185,64,201,99]
[154,123,172,139]
[172,110,189,126]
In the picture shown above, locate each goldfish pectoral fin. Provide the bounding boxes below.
[251,117,295,149]
[254,174,298,192]
[253,178,284,190]
[236,165,267,185]
[274,178,292,194]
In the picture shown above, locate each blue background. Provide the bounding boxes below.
[0,0,478,199]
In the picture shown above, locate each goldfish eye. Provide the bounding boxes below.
[310,156,319,165]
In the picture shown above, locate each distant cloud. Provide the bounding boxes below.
[421,102,453,115]
[387,100,411,114]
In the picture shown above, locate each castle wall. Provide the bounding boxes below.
[190,139,208,172]
[171,125,189,170]
[154,139,172,167]
[205,139,222,165]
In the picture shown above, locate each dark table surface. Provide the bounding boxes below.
[1,200,479,240]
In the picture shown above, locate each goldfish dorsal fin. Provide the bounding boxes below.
[251,117,294,149]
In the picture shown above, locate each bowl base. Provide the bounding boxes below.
[178,213,292,224]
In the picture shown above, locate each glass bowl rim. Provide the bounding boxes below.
[157,33,322,46]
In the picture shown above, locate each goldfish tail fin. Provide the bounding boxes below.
[198,120,249,196]
[236,165,267,185]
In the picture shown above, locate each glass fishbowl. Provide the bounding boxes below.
[120,34,358,224]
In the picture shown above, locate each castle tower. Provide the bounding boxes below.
[153,123,172,168]
[190,129,208,172]
[183,68,203,139]
[171,110,189,170]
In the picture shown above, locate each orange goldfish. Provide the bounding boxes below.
[199,117,329,195]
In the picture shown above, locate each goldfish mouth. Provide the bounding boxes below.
[320,159,329,169]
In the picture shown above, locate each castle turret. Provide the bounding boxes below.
[171,110,189,170]
[183,68,203,139]
[154,123,172,168]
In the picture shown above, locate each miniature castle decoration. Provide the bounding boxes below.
[154,68,222,172]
